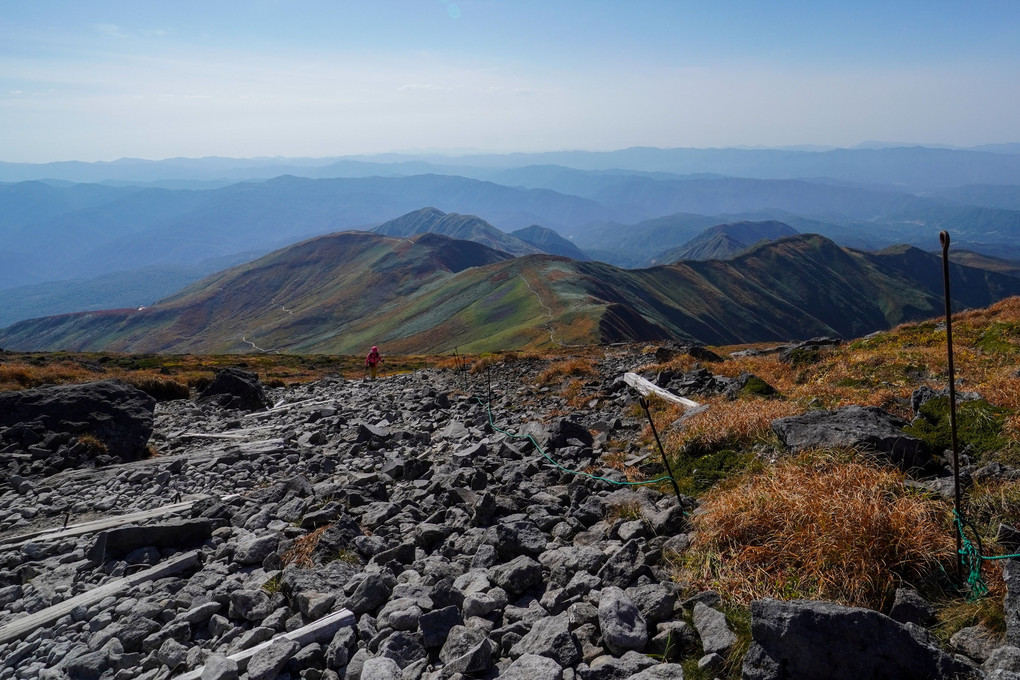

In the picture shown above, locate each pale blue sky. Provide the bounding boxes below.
[2,0,1018,162]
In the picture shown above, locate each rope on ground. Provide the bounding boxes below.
[477,396,676,488]
[954,509,1020,601]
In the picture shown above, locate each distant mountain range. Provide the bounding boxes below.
[4,145,1020,188]
[3,231,1018,354]
[2,144,1020,336]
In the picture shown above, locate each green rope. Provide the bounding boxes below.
[477,397,677,488]
[953,509,1020,601]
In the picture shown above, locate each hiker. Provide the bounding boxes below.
[365,345,382,380]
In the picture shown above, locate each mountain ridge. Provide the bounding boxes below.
[3,232,1019,355]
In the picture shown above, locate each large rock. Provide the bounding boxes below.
[198,367,272,411]
[692,601,736,656]
[597,587,648,655]
[771,406,934,470]
[1005,559,1020,647]
[0,379,156,464]
[742,598,978,680]
[511,614,581,667]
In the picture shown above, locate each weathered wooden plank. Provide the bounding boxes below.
[2,501,193,549]
[623,372,702,409]
[2,494,242,550]
[173,608,356,679]
[0,551,200,645]
[177,432,250,440]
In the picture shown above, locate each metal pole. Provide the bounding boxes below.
[640,397,684,504]
[940,230,963,585]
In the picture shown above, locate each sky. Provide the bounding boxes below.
[2,0,1019,162]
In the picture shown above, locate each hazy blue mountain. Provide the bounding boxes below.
[934,185,1020,211]
[572,214,730,268]
[4,146,1020,190]
[372,207,542,256]
[0,253,259,328]
[0,174,616,288]
[654,220,799,263]
[510,225,589,260]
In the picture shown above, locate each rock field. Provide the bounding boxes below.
[1,349,1018,680]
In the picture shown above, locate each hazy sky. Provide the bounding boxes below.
[2,0,1018,162]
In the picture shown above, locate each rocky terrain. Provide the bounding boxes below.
[1,348,1019,680]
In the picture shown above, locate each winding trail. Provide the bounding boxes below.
[519,273,564,346]
[240,336,280,354]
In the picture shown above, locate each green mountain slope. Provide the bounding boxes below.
[3,233,1020,354]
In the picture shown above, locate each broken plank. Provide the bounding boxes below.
[173,608,356,679]
[623,372,701,409]
[176,432,250,440]
[0,550,200,645]
[2,494,240,549]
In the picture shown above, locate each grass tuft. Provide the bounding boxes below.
[537,357,597,384]
[672,453,955,610]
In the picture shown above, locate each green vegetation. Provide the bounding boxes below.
[904,396,1009,459]
[975,322,1020,354]
[670,447,758,496]
[262,574,283,595]
[737,375,778,398]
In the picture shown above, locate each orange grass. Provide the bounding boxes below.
[537,357,597,384]
[673,455,956,610]
[661,396,801,454]
[0,361,96,390]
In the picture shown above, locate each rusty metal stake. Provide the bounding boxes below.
[639,397,684,504]
[940,230,963,585]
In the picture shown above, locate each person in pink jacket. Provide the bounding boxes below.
[365,346,382,380]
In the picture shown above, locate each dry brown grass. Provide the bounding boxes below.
[537,357,597,384]
[281,524,329,568]
[661,396,801,454]
[75,434,108,454]
[673,454,955,610]
[0,361,96,390]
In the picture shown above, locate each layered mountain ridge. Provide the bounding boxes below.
[3,230,1018,355]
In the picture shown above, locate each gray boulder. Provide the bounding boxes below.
[742,598,978,680]
[888,587,936,626]
[692,601,736,656]
[360,656,402,680]
[200,653,239,680]
[198,367,272,411]
[579,650,657,680]
[439,625,495,675]
[511,613,581,667]
[247,637,301,680]
[488,555,544,596]
[597,586,648,655]
[0,379,156,465]
[500,653,564,680]
[1006,559,1020,646]
[771,405,934,470]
